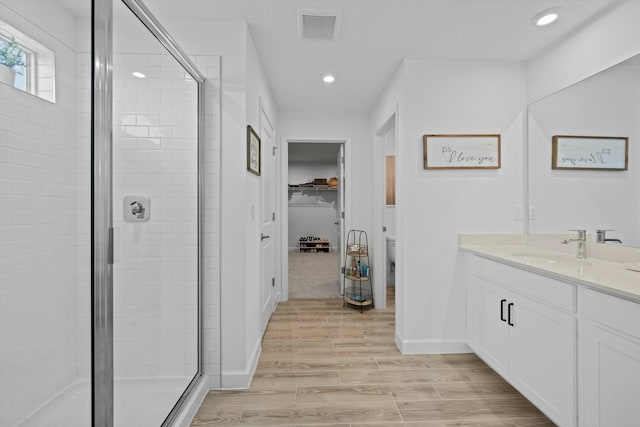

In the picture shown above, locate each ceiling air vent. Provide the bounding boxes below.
[297,8,342,40]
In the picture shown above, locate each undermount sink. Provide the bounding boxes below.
[510,251,560,264]
[510,251,593,267]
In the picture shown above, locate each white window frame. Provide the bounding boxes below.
[0,20,55,103]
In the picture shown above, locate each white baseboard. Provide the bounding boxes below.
[220,340,261,389]
[396,332,471,354]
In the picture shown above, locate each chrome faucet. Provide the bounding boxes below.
[561,229,587,259]
[596,229,622,244]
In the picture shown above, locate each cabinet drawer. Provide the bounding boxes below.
[471,255,576,313]
[581,289,640,340]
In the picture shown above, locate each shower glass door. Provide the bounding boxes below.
[111,1,199,425]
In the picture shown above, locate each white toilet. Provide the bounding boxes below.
[387,237,396,270]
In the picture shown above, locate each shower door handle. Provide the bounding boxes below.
[261,233,270,241]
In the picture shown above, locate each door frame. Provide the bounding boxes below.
[279,138,352,301]
[373,105,399,310]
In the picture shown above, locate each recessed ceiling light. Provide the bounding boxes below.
[532,7,562,27]
[323,74,335,83]
[132,71,146,79]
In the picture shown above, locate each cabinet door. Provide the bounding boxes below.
[509,292,576,427]
[469,277,509,377]
[580,321,640,427]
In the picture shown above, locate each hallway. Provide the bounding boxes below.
[191,288,553,426]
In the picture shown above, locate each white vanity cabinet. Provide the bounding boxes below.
[579,289,640,427]
[466,256,577,427]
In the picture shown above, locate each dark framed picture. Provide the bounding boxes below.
[247,125,261,176]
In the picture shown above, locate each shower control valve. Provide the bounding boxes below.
[123,195,150,222]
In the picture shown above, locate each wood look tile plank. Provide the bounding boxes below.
[296,383,440,403]
[201,387,296,408]
[397,398,545,422]
[261,339,334,350]
[296,347,402,358]
[458,367,506,383]
[340,369,471,385]
[257,357,378,372]
[238,401,401,425]
[250,371,341,387]
[190,408,242,426]
[512,417,558,427]
[351,421,517,427]
[264,327,364,340]
[332,337,397,348]
[376,354,486,370]
[433,382,519,400]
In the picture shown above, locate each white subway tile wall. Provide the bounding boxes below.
[112,52,199,384]
[0,33,86,426]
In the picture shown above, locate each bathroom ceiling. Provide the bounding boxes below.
[55,0,620,113]
[145,0,619,113]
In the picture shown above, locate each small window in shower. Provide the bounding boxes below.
[0,20,56,102]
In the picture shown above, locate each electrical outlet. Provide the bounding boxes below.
[529,206,536,220]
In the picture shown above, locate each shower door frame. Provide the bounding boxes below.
[92,0,206,425]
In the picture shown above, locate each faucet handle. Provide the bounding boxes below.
[568,229,586,237]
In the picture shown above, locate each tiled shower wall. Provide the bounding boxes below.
[111,52,200,379]
[0,12,86,426]
[109,52,221,382]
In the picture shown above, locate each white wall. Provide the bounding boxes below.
[370,59,527,354]
[0,2,89,425]
[528,63,640,247]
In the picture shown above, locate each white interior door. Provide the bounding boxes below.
[337,145,345,293]
[259,108,276,336]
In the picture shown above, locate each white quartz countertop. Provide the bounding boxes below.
[460,236,640,303]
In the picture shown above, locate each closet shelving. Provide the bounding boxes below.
[343,230,373,312]
[288,185,337,207]
[288,185,337,192]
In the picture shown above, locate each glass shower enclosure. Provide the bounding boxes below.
[0,0,205,425]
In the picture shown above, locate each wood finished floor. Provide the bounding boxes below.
[191,288,555,426]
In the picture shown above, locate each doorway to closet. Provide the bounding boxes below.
[286,142,345,298]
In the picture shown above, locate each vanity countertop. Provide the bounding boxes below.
[459,234,640,303]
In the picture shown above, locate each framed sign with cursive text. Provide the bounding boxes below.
[552,135,628,171]
[423,134,501,169]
